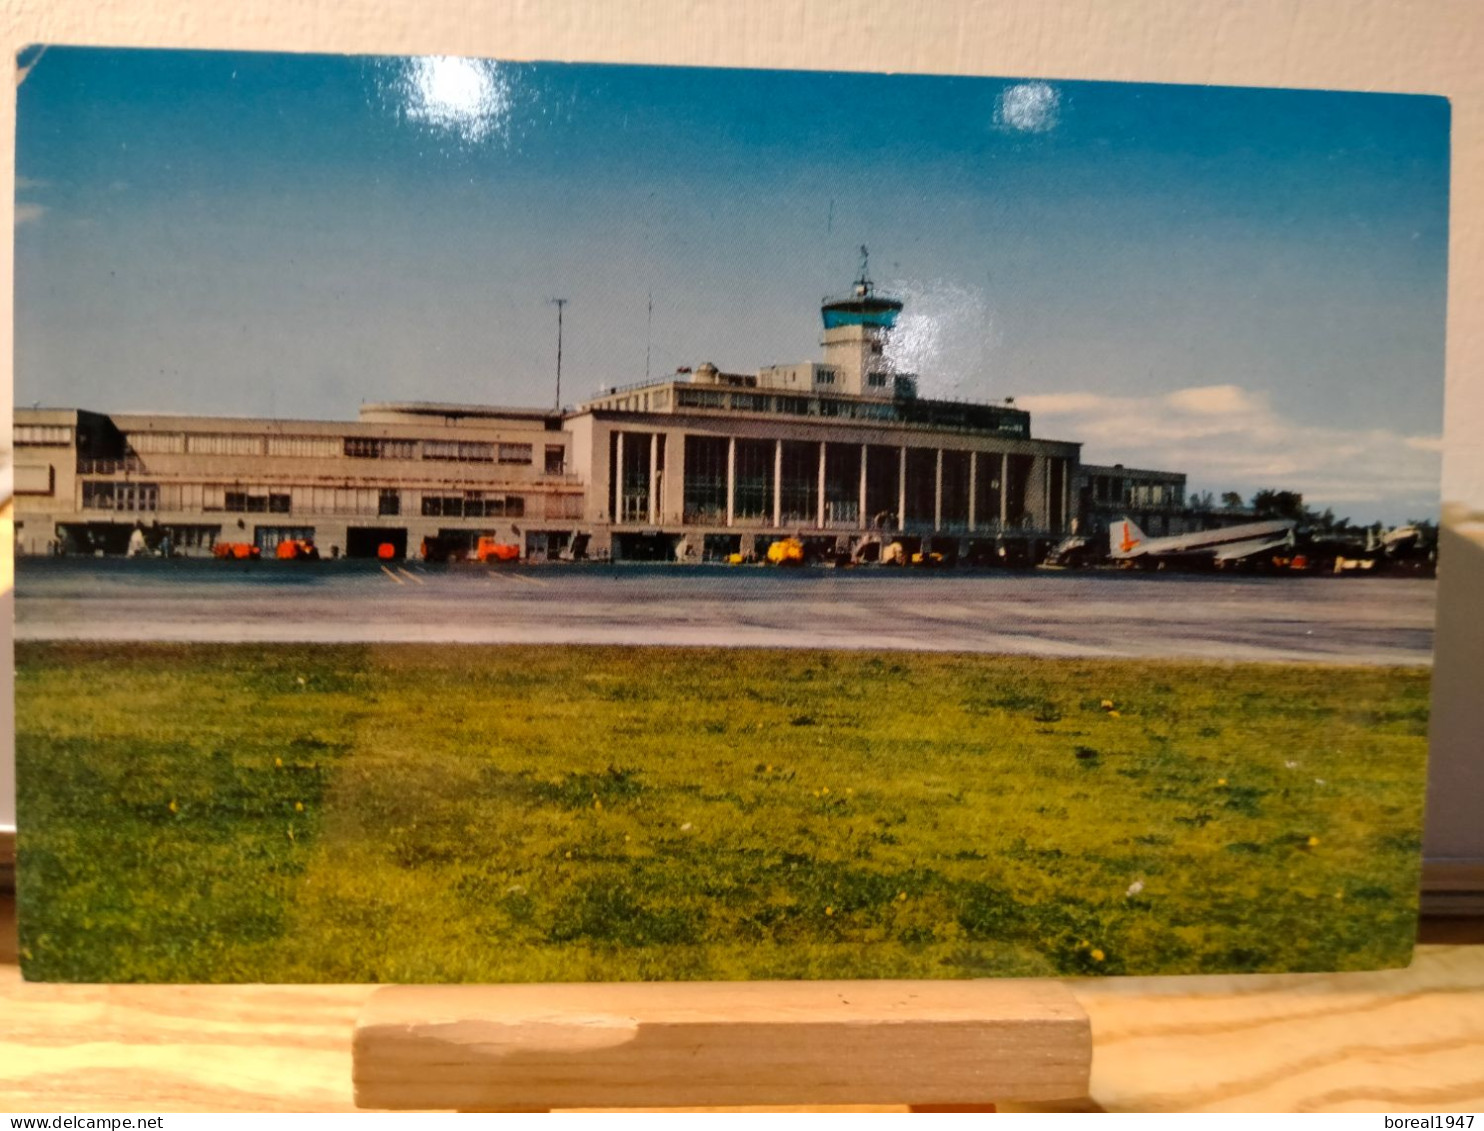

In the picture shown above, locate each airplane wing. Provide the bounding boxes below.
[1211,533,1294,563]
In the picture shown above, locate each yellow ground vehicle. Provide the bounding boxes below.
[765,537,805,566]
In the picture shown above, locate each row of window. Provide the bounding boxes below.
[82,482,158,511]
[667,387,1022,434]
[16,424,74,446]
[79,480,581,520]
[124,431,564,470]
[1088,475,1184,508]
[420,495,526,518]
[599,389,673,413]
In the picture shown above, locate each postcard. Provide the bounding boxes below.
[13,48,1445,981]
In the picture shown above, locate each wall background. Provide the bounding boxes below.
[1,0,1479,871]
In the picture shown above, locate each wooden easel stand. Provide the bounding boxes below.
[353,978,1092,1111]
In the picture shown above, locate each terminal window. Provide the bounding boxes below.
[224,490,290,513]
[187,432,266,456]
[15,424,74,445]
[425,440,495,463]
[82,480,159,511]
[345,437,418,459]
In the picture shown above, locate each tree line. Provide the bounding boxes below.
[1185,489,1434,539]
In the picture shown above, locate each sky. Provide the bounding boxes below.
[15,48,1449,522]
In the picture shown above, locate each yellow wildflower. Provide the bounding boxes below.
[825,906,835,916]
[1108,710,1122,718]
[274,757,283,768]
[294,801,304,813]
[1217,778,1227,786]
[1307,835,1320,848]
[1091,948,1105,962]
[898,891,908,902]
[168,799,179,814]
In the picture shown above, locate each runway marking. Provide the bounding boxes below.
[507,573,549,587]
[397,567,425,586]
[380,566,405,585]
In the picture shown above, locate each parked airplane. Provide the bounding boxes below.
[1109,516,1296,564]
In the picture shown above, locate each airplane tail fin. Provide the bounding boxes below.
[1110,517,1146,557]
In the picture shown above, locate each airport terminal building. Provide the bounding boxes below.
[13,279,1189,563]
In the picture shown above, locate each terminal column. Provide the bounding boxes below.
[614,431,625,523]
[897,447,907,532]
[726,437,736,527]
[1028,457,1049,531]
[858,444,868,530]
[1000,452,1009,530]
[773,439,783,528]
[934,448,943,532]
[967,452,978,534]
[817,442,827,528]
[662,431,684,524]
[649,433,659,526]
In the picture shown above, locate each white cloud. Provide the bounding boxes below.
[15,202,45,226]
[1164,384,1258,415]
[1019,383,1441,517]
[996,82,1060,134]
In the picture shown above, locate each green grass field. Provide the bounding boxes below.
[15,642,1428,982]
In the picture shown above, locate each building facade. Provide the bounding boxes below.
[13,279,1187,563]
[1075,463,1192,540]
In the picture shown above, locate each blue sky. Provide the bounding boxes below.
[15,48,1449,521]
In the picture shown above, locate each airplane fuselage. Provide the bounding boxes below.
[1111,517,1295,561]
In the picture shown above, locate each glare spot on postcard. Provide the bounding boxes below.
[398,56,511,144]
[997,81,1060,133]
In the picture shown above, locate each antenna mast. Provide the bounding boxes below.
[549,297,568,411]
[645,291,653,381]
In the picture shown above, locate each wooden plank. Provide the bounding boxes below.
[353,978,1091,1111]
[0,965,371,1112]
[5,945,1483,1112]
[1074,944,1484,1112]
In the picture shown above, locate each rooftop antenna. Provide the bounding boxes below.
[549,297,568,411]
[856,244,872,297]
[645,291,653,382]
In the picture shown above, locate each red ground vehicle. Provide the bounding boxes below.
[476,536,521,563]
[274,539,320,561]
[212,542,261,560]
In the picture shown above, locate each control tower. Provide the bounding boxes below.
[819,247,908,397]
